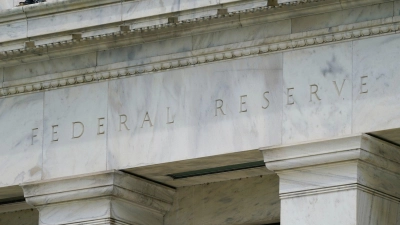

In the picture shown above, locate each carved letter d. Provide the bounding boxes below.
[72,122,84,139]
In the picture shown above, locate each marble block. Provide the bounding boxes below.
[107,53,283,169]
[4,52,97,82]
[282,42,352,144]
[27,3,121,37]
[291,2,393,33]
[0,20,27,43]
[165,175,280,225]
[122,0,219,21]
[192,19,291,50]
[353,33,400,133]
[96,36,192,66]
[178,0,218,11]
[0,93,43,186]
[281,189,400,225]
[281,189,357,225]
[42,83,108,179]
[357,190,400,225]
[0,0,15,11]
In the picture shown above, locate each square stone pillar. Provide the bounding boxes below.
[261,134,400,225]
[21,171,175,225]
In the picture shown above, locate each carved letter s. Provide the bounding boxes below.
[262,91,270,109]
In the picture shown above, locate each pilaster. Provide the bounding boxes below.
[21,170,176,225]
[261,134,400,225]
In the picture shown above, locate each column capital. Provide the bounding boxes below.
[262,134,400,172]
[21,170,176,225]
[261,134,400,198]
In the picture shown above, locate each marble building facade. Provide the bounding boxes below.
[0,0,400,224]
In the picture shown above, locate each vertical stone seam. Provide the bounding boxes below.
[21,4,28,42]
[280,51,284,146]
[41,90,45,181]
[106,79,109,170]
[1,67,3,86]
[120,0,123,24]
[351,38,354,136]
[393,1,395,18]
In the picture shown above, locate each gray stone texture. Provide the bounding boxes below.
[164,175,280,225]
[0,209,38,225]
[4,53,96,81]
[292,2,394,33]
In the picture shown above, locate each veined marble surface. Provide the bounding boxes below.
[27,3,122,37]
[291,2,393,33]
[353,34,400,133]
[2,26,400,187]
[0,19,26,43]
[122,0,219,21]
[165,175,280,225]
[107,53,282,169]
[4,52,97,82]
[281,186,400,225]
[0,93,43,186]
[0,0,15,11]
[42,83,108,179]
[282,42,352,144]
[2,1,400,224]
[281,189,358,225]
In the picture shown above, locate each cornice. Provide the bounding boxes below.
[265,148,400,175]
[0,14,398,98]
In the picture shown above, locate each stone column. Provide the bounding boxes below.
[21,171,175,225]
[261,134,400,225]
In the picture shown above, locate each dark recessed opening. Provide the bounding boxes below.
[0,196,25,205]
[18,0,46,6]
[168,161,265,179]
